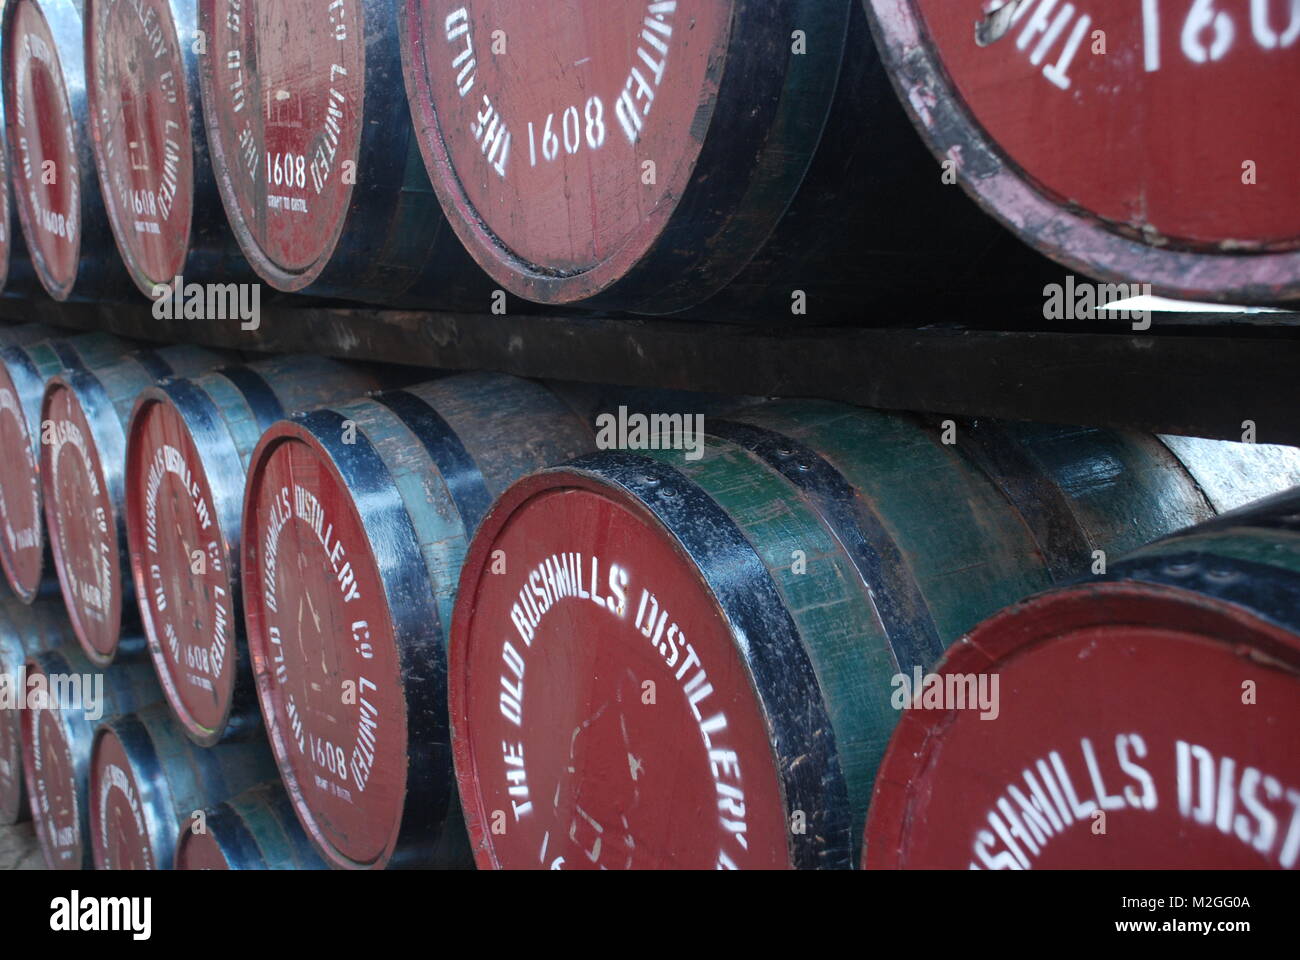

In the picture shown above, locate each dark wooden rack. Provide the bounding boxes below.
[3,298,1297,446]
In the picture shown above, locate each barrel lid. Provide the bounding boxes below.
[21,650,84,868]
[41,372,125,665]
[197,0,364,291]
[400,0,734,304]
[127,386,242,745]
[86,0,196,297]
[0,347,45,600]
[449,461,837,869]
[174,819,235,869]
[864,581,1300,869]
[867,0,1300,302]
[89,716,171,869]
[2,0,82,300]
[241,420,412,869]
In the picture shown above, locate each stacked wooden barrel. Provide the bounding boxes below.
[863,0,1300,305]
[173,781,325,870]
[448,403,1300,868]
[40,344,231,664]
[0,597,69,824]
[90,701,278,869]
[22,643,160,868]
[85,0,251,297]
[0,332,136,601]
[195,0,489,307]
[239,372,594,868]
[2,0,131,300]
[123,356,382,746]
[865,488,1300,869]
[397,0,1063,320]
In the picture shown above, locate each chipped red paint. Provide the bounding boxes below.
[3,0,80,298]
[241,427,407,869]
[86,0,196,295]
[401,0,734,304]
[88,724,154,869]
[41,379,122,663]
[124,397,235,741]
[864,584,1300,869]
[198,0,365,290]
[450,475,790,869]
[866,0,1300,303]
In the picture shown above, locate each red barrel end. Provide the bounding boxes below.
[241,423,408,869]
[449,471,792,869]
[864,584,1300,869]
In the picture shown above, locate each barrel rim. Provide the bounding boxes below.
[83,0,197,298]
[449,456,855,869]
[126,382,245,746]
[40,368,128,667]
[862,579,1300,869]
[240,416,438,870]
[863,0,1300,304]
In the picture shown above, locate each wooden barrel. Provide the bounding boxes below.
[89,700,278,869]
[239,372,595,869]
[174,781,327,870]
[85,0,252,298]
[195,0,488,306]
[40,345,233,666]
[0,597,70,824]
[397,0,1062,318]
[865,0,1300,306]
[1,0,133,300]
[123,356,382,746]
[865,487,1300,869]
[0,332,137,602]
[21,643,161,868]
[448,401,1300,869]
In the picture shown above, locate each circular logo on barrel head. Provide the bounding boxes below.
[89,0,195,295]
[22,690,83,868]
[42,382,122,662]
[453,483,790,869]
[90,727,155,869]
[201,0,364,288]
[4,0,81,298]
[128,398,237,742]
[867,589,1300,869]
[243,432,406,869]
[913,0,1300,249]
[407,0,732,299]
[0,363,45,599]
